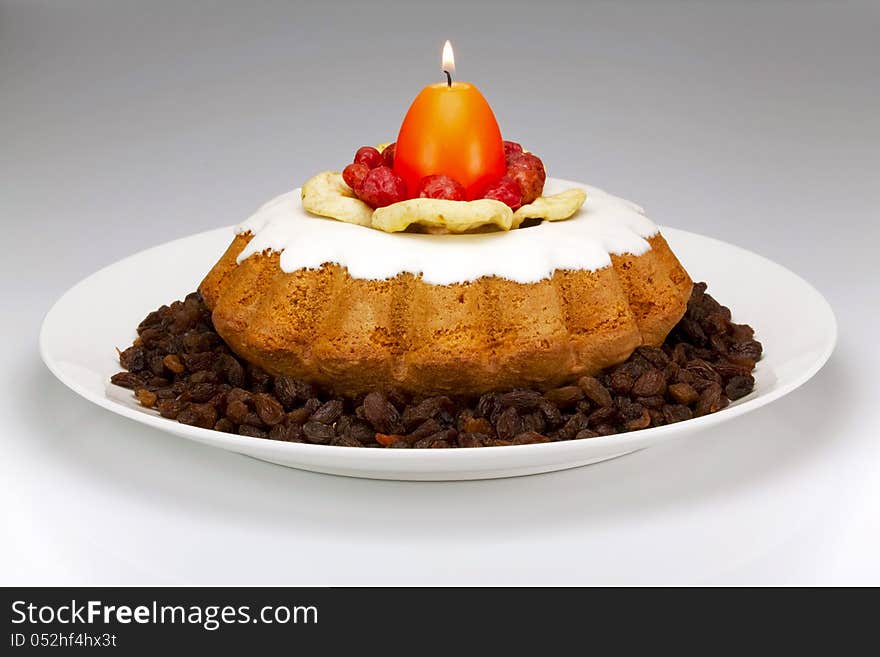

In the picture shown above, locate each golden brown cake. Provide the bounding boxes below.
[199,180,692,396]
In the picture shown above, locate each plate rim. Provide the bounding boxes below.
[39,224,838,465]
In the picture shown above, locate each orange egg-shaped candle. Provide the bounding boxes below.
[394,41,506,200]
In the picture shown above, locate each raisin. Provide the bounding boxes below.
[413,429,456,450]
[685,359,721,384]
[178,403,216,429]
[695,383,728,417]
[135,388,158,408]
[500,389,542,411]
[538,399,564,427]
[189,383,217,403]
[310,399,344,425]
[609,371,635,394]
[401,396,453,430]
[225,400,249,425]
[668,382,699,405]
[458,432,488,448]
[624,408,651,431]
[588,407,617,427]
[461,416,494,436]
[182,352,215,372]
[363,392,402,434]
[274,375,314,408]
[214,418,236,434]
[636,395,666,410]
[543,386,584,409]
[302,421,334,444]
[725,375,755,401]
[239,425,267,439]
[407,418,442,442]
[729,340,763,362]
[662,404,693,424]
[119,346,146,371]
[111,372,144,390]
[512,431,551,445]
[558,412,590,440]
[632,369,667,397]
[219,353,246,387]
[253,393,284,426]
[635,345,670,368]
[495,407,524,441]
[333,434,363,448]
[157,399,183,419]
[163,354,186,375]
[578,376,613,407]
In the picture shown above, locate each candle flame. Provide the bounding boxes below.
[442,40,455,76]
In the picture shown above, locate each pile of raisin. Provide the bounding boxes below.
[111,283,760,448]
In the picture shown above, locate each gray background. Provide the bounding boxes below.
[2,0,879,584]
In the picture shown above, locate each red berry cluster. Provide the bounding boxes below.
[342,146,406,208]
[341,140,546,212]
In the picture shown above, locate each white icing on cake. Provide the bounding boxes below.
[235,177,658,285]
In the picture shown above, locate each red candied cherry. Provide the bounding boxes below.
[358,166,409,208]
[506,152,546,204]
[342,162,371,192]
[354,146,384,169]
[382,143,396,168]
[417,174,466,201]
[483,176,522,210]
[503,140,524,164]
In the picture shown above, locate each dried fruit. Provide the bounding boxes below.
[495,407,524,441]
[302,421,334,444]
[380,142,396,167]
[301,170,374,227]
[500,389,542,411]
[362,392,402,434]
[503,140,524,164]
[543,386,584,409]
[512,188,586,226]
[418,174,466,201]
[725,375,755,401]
[482,176,522,210]
[512,431,551,445]
[505,152,546,204]
[695,383,727,417]
[310,399,344,425]
[578,376,613,407]
[632,368,667,397]
[135,388,158,408]
[371,197,513,234]
[668,382,699,405]
[342,162,370,192]
[353,146,384,169]
[357,166,409,208]
[110,372,143,390]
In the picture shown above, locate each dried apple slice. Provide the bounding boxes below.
[301,171,374,227]
[372,198,514,234]
[512,188,587,227]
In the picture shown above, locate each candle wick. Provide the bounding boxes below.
[443,70,452,87]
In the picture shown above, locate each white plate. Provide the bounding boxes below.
[40,223,836,480]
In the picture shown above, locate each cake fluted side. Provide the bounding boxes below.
[199,232,692,396]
